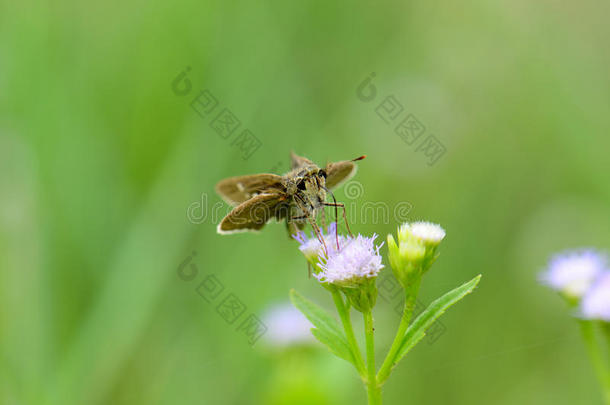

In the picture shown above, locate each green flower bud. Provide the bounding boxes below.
[387,221,446,287]
[399,241,426,263]
[387,234,400,271]
[408,221,446,248]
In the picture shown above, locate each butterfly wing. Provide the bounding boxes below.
[324,160,357,190]
[217,193,287,234]
[290,151,315,169]
[215,174,284,206]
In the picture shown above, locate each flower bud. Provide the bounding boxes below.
[399,240,426,263]
[409,221,446,248]
[387,221,446,287]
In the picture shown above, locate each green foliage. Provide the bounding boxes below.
[2,0,610,403]
[290,289,355,366]
[395,275,482,364]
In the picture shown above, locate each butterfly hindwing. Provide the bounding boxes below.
[217,193,285,234]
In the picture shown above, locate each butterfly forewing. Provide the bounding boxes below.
[215,174,284,206]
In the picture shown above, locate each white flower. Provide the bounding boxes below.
[540,249,606,299]
[315,234,384,285]
[581,273,610,321]
[262,304,314,347]
[408,221,446,245]
[294,231,323,261]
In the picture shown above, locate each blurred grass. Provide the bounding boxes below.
[1,0,610,404]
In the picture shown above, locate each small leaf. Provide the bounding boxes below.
[311,328,355,365]
[394,274,481,364]
[290,289,355,365]
[290,289,343,336]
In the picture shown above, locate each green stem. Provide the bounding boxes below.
[579,320,610,405]
[601,322,610,405]
[377,279,421,384]
[331,289,366,378]
[364,310,381,405]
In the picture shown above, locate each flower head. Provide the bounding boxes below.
[293,230,323,262]
[293,223,344,263]
[540,249,606,299]
[315,234,384,286]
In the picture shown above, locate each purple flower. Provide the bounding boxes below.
[293,223,344,261]
[540,249,607,299]
[581,273,610,321]
[315,234,385,285]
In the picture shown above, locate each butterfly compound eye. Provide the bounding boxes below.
[318,170,327,178]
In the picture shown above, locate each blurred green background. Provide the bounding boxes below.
[2,0,610,404]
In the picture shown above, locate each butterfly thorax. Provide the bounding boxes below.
[282,165,327,220]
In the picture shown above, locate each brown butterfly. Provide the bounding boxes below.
[216,152,365,236]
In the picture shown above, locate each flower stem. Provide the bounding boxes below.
[600,322,610,405]
[377,278,421,384]
[364,310,381,405]
[331,289,366,378]
[579,320,610,404]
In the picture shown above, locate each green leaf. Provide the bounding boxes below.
[290,289,355,365]
[290,289,343,335]
[311,328,354,364]
[394,274,481,363]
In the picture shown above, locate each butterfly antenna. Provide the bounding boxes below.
[351,155,366,162]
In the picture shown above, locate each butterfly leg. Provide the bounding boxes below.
[294,195,328,256]
[320,208,327,230]
[321,187,346,249]
[288,215,308,234]
[323,202,353,237]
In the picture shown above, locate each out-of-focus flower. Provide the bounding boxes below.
[540,249,607,300]
[581,273,610,321]
[262,304,314,347]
